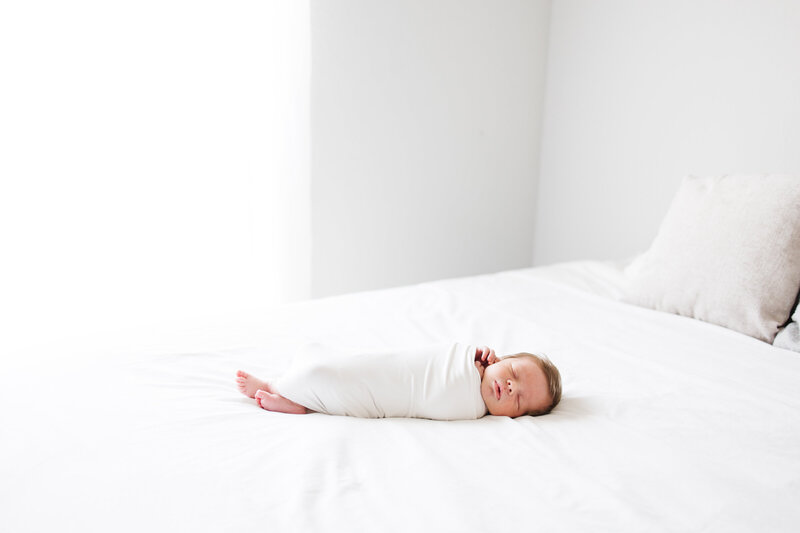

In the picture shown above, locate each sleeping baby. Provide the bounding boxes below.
[235,343,561,419]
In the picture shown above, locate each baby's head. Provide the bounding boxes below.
[480,352,561,417]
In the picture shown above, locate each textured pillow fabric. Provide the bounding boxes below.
[623,174,800,343]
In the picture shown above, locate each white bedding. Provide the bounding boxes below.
[2,261,800,532]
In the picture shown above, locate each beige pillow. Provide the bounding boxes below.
[623,174,800,343]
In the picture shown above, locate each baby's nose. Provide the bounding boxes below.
[507,379,513,394]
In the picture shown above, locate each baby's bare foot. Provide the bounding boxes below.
[255,389,278,410]
[235,370,273,399]
[255,389,308,414]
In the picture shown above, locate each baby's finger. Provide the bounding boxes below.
[480,345,490,362]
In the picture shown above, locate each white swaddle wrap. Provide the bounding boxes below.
[275,342,487,420]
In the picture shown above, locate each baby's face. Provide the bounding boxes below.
[480,356,550,417]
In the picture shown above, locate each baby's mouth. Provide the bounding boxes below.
[494,380,501,401]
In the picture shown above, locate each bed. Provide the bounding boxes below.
[2,258,799,533]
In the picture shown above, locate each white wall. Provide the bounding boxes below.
[311,0,551,297]
[534,0,800,265]
[0,1,310,354]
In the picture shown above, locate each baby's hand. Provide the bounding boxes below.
[475,345,498,367]
[474,360,486,379]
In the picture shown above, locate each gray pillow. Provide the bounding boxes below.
[623,174,800,343]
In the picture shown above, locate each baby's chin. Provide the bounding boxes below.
[479,376,494,410]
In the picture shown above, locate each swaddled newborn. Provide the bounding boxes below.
[235,343,561,419]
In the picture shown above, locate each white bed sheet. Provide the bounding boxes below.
[2,261,800,532]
